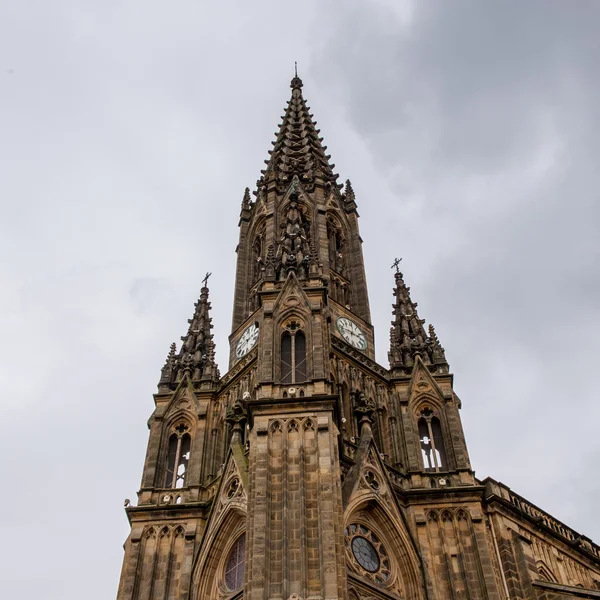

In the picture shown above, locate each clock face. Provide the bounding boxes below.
[235,323,259,359]
[336,317,367,350]
[351,536,380,573]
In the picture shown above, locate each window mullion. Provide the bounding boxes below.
[291,334,296,384]
[427,420,439,471]
[173,435,182,488]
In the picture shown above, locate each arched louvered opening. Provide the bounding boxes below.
[295,331,306,381]
[281,332,292,384]
[418,413,446,472]
[280,330,307,385]
[165,426,192,488]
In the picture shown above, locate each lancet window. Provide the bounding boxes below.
[418,408,446,471]
[281,322,307,384]
[164,422,191,488]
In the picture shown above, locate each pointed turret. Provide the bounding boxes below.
[343,179,357,213]
[258,74,340,193]
[159,342,177,387]
[240,186,252,213]
[160,278,220,388]
[388,263,448,375]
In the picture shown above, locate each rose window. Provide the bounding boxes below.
[345,524,391,585]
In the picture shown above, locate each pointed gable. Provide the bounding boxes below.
[158,374,200,421]
[343,435,425,600]
[271,270,313,316]
[406,355,447,407]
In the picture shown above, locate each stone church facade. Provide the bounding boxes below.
[116,76,600,600]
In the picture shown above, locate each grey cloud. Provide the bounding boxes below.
[1,1,598,598]
[311,0,600,541]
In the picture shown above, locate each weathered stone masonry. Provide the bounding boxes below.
[117,75,600,600]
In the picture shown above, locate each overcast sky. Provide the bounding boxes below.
[1,1,599,598]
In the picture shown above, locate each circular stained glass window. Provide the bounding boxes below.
[344,524,391,585]
[351,536,380,572]
[224,533,246,591]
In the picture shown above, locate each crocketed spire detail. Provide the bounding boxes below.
[258,75,340,193]
[159,281,220,388]
[241,187,252,211]
[388,267,448,375]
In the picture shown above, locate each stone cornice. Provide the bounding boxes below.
[331,335,389,381]
[532,580,600,598]
[483,477,600,565]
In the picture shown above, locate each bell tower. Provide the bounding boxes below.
[117,74,600,600]
[226,74,377,599]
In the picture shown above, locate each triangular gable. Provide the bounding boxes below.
[191,445,248,596]
[343,430,402,519]
[203,446,248,541]
[342,429,425,599]
[280,175,311,207]
[271,270,313,315]
[406,355,446,404]
[159,374,200,419]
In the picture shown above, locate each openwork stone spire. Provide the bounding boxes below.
[388,265,448,374]
[159,278,220,388]
[240,186,252,212]
[258,75,340,193]
[343,179,357,212]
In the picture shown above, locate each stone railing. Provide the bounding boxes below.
[484,478,600,561]
[384,463,406,489]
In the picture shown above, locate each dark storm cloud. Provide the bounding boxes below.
[310,0,600,540]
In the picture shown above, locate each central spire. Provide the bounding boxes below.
[258,74,340,193]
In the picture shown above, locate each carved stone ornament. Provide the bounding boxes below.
[353,390,376,419]
[225,397,247,426]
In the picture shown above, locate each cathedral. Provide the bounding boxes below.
[116,75,600,600]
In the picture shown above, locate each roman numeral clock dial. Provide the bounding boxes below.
[235,323,259,359]
[336,317,367,351]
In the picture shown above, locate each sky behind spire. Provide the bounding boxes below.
[1,1,599,598]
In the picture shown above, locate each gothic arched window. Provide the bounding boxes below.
[224,533,246,591]
[418,409,446,471]
[281,330,307,384]
[164,423,191,488]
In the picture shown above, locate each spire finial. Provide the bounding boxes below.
[391,257,402,273]
[202,272,212,287]
[290,64,303,90]
[241,187,252,212]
